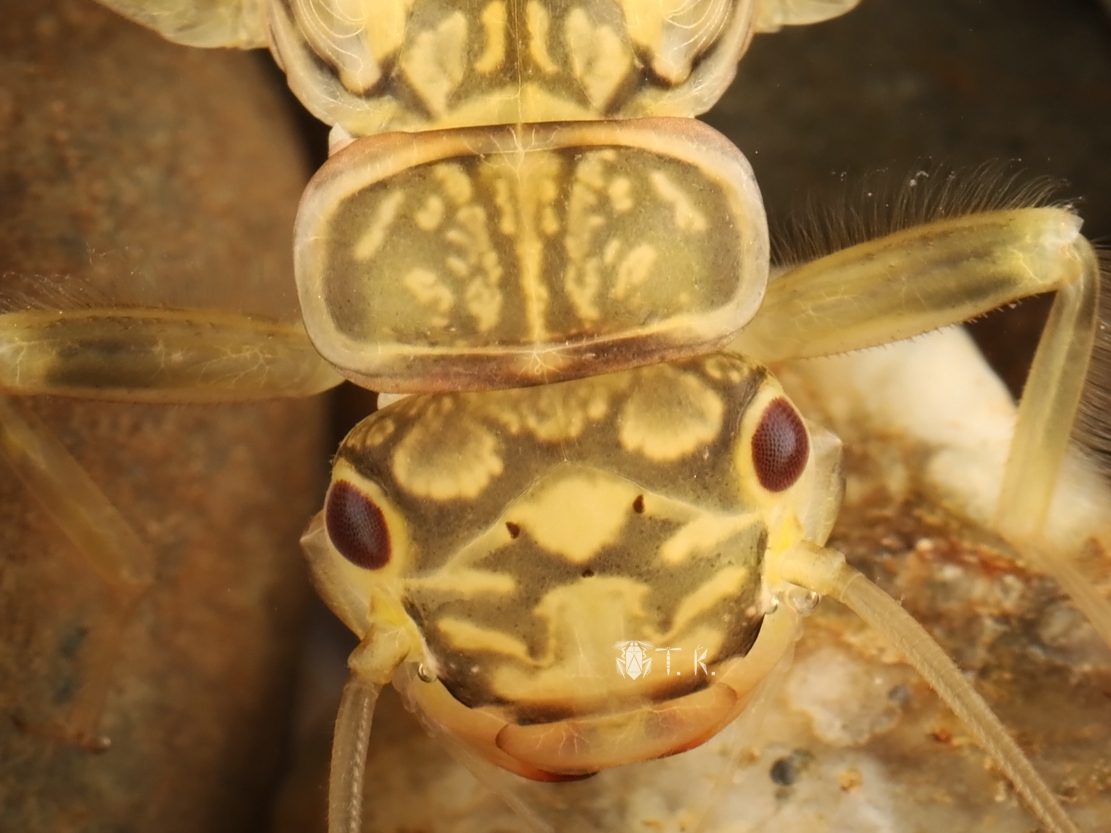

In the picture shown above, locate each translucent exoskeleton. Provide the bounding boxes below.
[5,1,1110,832]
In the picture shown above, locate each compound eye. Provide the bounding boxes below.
[324,480,391,570]
[751,398,809,492]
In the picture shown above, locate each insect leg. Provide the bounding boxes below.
[0,309,341,745]
[0,308,343,403]
[0,395,152,748]
[995,238,1097,535]
[734,208,1111,646]
[733,207,1086,364]
[991,241,1111,645]
[775,540,1080,833]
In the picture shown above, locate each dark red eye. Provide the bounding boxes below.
[751,398,809,492]
[325,480,391,569]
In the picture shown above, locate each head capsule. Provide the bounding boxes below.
[302,353,844,780]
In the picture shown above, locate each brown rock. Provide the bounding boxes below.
[0,1,328,831]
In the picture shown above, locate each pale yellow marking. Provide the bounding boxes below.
[541,199,560,236]
[565,260,602,322]
[513,153,564,342]
[702,354,750,384]
[363,0,416,72]
[564,8,632,111]
[608,176,634,213]
[616,0,729,84]
[392,398,503,500]
[408,568,516,598]
[399,11,468,116]
[334,58,380,99]
[492,577,652,701]
[513,470,637,563]
[492,177,516,235]
[490,152,561,341]
[438,617,534,663]
[526,1,559,73]
[446,256,468,277]
[619,366,724,461]
[616,0,671,58]
[580,148,616,187]
[473,1,507,74]
[650,170,708,232]
[414,194,445,231]
[659,514,759,566]
[445,202,503,333]
[612,243,658,301]
[465,275,503,333]
[402,267,454,327]
[353,189,405,262]
[486,377,619,442]
[434,162,474,206]
[288,0,390,94]
[359,416,397,449]
[602,237,621,266]
[445,206,489,253]
[666,566,750,640]
[563,151,616,323]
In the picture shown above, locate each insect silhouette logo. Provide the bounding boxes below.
[614,641,654,679]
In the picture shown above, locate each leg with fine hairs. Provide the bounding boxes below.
[776,541,1080,833]
[0,307,343,403]
[0,395,153,748]
[991,241,1111,647]
[728,207,1084,362]
[734,207,1111,647]
[733,208,1086,364]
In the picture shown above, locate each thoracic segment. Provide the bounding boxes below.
[265,0,757,134]
[295,119,769,391]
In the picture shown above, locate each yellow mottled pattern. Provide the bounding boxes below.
[438,617,534,661]
[295,121,767,390]
[666,566,749,637]
[494,577,655,701]
[264,0,760,134]
[391,398,504,499]
[474,1,508,73]
[564,7,632,111]
[650,170,709,231]
[618,0,731,82]
[527,1,560,74]
[489,151,563,341]
[320,355,797,780]
[401,269,454,328]
[353,189,405,261]
[400,11,468,117]
[619,365,724,460]
[486,375,623,441]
